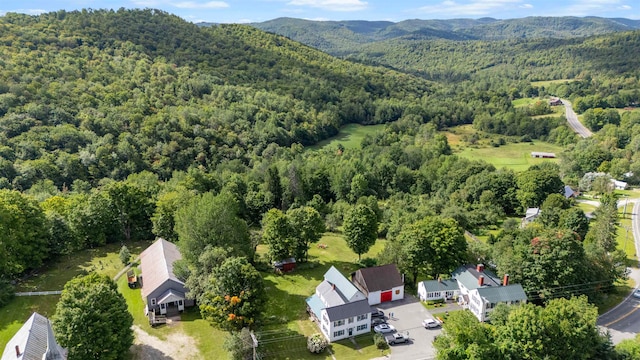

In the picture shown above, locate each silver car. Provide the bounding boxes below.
[422,318,440,329]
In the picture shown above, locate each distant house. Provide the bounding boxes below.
[417,278,459,301]
[549,98,563,106]
[140,238,194,316]
[306,266,371,342]
[611,179,628,190]
[564,185,577,199]
[521,207,541,227]
[530,151,556,158]
[1,312,67,360]
[453,264,527,322]
[273,257,296,273]
[351,264,404,305]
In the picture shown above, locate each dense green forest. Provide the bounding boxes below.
[2,8,640,359]
[247,16,640,56]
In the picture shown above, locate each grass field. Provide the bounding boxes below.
[308,123,385,151]
[257,232,389,359]
[0,241,150,353]
[456,141,564,172]
[531,79,575,87]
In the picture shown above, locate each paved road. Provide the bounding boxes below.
[598,201,640,344]
[561,99,593,138]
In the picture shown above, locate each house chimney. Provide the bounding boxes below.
[332,284,335,290]
[476,264,484,273]
[478,275,484,287]
[438,277,442,283]
[15,345,20,357]
[503,274,510,286]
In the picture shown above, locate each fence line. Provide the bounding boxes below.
[15,291,62,296]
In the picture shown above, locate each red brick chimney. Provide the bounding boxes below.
[476,264,484,273]
[503,274,510,286]
[478,275,484,287]
[15,345,20,357]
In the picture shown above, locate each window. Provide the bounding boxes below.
[334,319,345,327]
[150,298,156,306]
[178,300,183,306]
[395,289,400,295]
[357,314,367,321]
[333,330,344,338]
[348,317,354,324]
[357,324,368,331]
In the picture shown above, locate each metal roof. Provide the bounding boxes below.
[317,280,348,307]
[1,313,66,360]
[324,266,363,302]
[353,264,403,293]
[420,279,459,293]
[476,284,527,304]
[140,238,184,298]
[306,295,325,320]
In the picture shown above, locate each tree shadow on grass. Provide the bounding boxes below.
[129,344,174,360]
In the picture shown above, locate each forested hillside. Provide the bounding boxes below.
[247,16,640,56]
[0,8,431,189]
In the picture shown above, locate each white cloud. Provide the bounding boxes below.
[0,8,47,16]
[286,0,368,12]
[417,0,523,17]
[520,3,533,9]
[172,1,229,8]
[131,0,228,9]
[618,5,632,10]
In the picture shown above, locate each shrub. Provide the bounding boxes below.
[374,333,389,350]
[119,245,130,265]
[307,333,328,353]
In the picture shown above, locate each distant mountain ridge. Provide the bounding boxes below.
[207,16,640,55]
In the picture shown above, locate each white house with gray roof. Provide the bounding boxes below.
[306,266,371,342]
[1,312,67,360]
[417,278,459,301]
[453,264,527,322]
[140,238,194,316]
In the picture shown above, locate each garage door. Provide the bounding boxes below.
[381,291,392,302]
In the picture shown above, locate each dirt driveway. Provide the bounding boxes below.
[130,325,202,360]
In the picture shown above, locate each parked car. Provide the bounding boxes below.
[633,289,640,299]
[385,332,409,345]
[371,318,386,326]
[422,318,440,329]
[371,309,385,318]
[374,323,396,334]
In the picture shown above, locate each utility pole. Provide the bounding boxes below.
[250,331,258,360]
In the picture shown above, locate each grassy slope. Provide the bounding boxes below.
[456,142,563,172]
[308,124,385,151]
[0,241,150,351]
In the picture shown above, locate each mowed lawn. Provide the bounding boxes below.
[256,232,389,359]
[0,241,150,352]
[456,141,564,172]
[308,123,385,151]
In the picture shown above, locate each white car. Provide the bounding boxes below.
[633,289,640,299]
[422,318,440,329]
[374,323,396,334]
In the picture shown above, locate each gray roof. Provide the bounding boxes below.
[324,299,370,321]
[476,284,527,304]
[317,280,349,307]
[353,264,403,293]
[564,185,575,198]
[140,238,184,298]
[421,279,459,293]
[324,266,362,302]
[1,313,66,360]
[452,265,501,290]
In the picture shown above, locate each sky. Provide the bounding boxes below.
[1,0,638,24]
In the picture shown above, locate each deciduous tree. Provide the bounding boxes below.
[343,204,378,260]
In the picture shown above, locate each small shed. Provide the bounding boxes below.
[531,152,556,158]
[274,258,296,272]
[549,98,563,106]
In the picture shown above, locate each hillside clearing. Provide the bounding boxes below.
[456,141,563,172]
[308,123,385,151]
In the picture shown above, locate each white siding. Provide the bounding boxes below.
[367,290,381,305]
[391,286,404,301]
[321,310,370,342]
